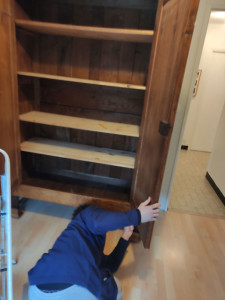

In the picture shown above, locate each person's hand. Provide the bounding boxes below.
[138,196,161,223]
[122,225,134,241]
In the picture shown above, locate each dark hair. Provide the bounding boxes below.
[71,204,90,220]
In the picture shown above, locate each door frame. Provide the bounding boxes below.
[159,0,225,210]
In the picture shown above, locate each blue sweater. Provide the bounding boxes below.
[28,206,141,300]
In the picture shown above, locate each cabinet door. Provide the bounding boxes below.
[0,0,20,189]
[131,0,200,248]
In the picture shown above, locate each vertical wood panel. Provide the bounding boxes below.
[131,43,150,85]
[99,41,120,82]
[71,38,90,78]
[56,36,72,76]
[16,30,34,72]
[89,40,102,80]
[117,10,139,84]
[38,3,58,74]
[132,0,200,248]
[0,0,20,188]
[14,0,31,19]
[99,8,123,83]
[18,77,35,114]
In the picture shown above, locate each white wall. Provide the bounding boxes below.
[207,102,225,195]
[182,12,225,152]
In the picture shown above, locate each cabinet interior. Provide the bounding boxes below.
[14,0,157,205]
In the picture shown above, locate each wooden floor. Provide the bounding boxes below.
[10,199,225,300]
[169,150,225,218]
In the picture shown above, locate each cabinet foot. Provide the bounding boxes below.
[11,196,26,218]
[129,227,141,243]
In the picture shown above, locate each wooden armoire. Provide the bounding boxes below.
[0,0,199,248]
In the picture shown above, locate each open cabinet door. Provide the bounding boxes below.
[0,0,20,190]
[131,0,200,248]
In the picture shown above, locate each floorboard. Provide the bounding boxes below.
[169,150,225,218]
[8,199,225,300]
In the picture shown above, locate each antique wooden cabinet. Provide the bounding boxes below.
[0,0,199,247]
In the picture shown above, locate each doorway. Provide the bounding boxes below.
[168,10,225,217]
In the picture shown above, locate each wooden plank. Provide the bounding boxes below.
[38,35,58,74]
[131,10,152,85]
[17,71,146,90]
[71,38,90,79]
[89,39,102,80]
[33,78,41,110]
[14,184,131,211]
[15,19,154,43]
[40,80,144,117]
[99,8,122,83]
[13,175,130,209]
[131,0,200,248]
[41,103,142,125]
[19,111,140,137]
[18,77,35,114]
[33,165,131,189]
[16,29,34,72]
[14,0,30,19]
[21,138,136,168]
[70,6,92,79]
[0,0,21,184]
[44,0,158,10]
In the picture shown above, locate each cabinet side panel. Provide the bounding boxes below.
[0,0,20,190]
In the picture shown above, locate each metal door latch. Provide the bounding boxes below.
[159,121,171,137]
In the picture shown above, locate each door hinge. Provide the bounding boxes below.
[159,121,171,137]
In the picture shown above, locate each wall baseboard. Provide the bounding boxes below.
[206,172,225,206]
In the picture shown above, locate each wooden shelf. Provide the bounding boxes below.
[17,71,146,90]
[21,138,136,168]
[15,19,154,43]
[19,111,139,137]
[14,179,131,211]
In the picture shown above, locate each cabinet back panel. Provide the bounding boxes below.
[21,152,133,191]
[40,81,144,119]
[20,123,137,184]
[15,0,156,30]
[14,0,156,204]
[28,125,138,152]
[18,77,35,114]
[16,30,35,72]
[16,33,151,86]
[18,78,144,124]
[40,103,141,125]
[19,175,130,205]
[15,0,153,86]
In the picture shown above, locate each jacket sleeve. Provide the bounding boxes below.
[80,206,141,235]
[101,238,129,273]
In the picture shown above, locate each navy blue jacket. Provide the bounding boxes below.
[28,206,141,300]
